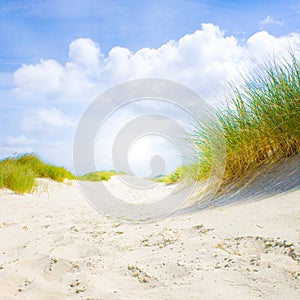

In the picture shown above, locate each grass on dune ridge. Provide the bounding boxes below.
[78,170,122,182]
[0,154,75,194]
[160,53,300,185]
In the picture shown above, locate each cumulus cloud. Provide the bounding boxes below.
[8,24,300,171]
[13,24,300,105]
[21,108,73,133]
[246,31,299,61]
[14,59,64,98]
[14,39,101,102]
[68,38,102,69]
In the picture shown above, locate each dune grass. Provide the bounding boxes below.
[161,53,300,185]
[155,167,182,184]
[78,170,120,182]
[155,164,204,184]
[0,158,36,194]
[0,154,75,194]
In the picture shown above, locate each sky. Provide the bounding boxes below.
[0,0,299,176]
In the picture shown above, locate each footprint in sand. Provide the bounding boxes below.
[141,228,179,248]
[216,236,300,262]
[43,257,71,281]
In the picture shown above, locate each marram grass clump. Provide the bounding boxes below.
[0,154,75,194]
[194,53,300,184]
[161,53,300,185]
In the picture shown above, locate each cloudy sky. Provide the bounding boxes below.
[0,0,299,176]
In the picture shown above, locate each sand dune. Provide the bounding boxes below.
[0,160,299,299]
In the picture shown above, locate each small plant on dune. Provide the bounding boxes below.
[0,154,75,194]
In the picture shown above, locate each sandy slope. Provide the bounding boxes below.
[0,165,299,299]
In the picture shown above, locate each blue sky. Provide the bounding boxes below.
[0,0,299,175]
[1,0,299,71]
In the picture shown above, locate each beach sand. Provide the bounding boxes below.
[0,161,299,299]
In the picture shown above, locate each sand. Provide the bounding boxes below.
[0,162,299,299]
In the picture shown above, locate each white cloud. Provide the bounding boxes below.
[68,38,102,69]
[246,31,299,61]
[13,24,300,105]
[3,135,36,147]
[14,39,101,102]
[14,59,64,98]
[8,24,300,172]
[261,15,283,26]
[21,108,73,133]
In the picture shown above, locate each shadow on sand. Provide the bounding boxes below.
[175,155,300,216]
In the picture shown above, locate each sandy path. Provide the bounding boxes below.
[0,173,299,299]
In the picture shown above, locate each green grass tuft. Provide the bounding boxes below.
[78,170,121,182]
[0,154,75,194]
[155,163,205,184]
[0,158,36,194]
[155,167,182,184]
